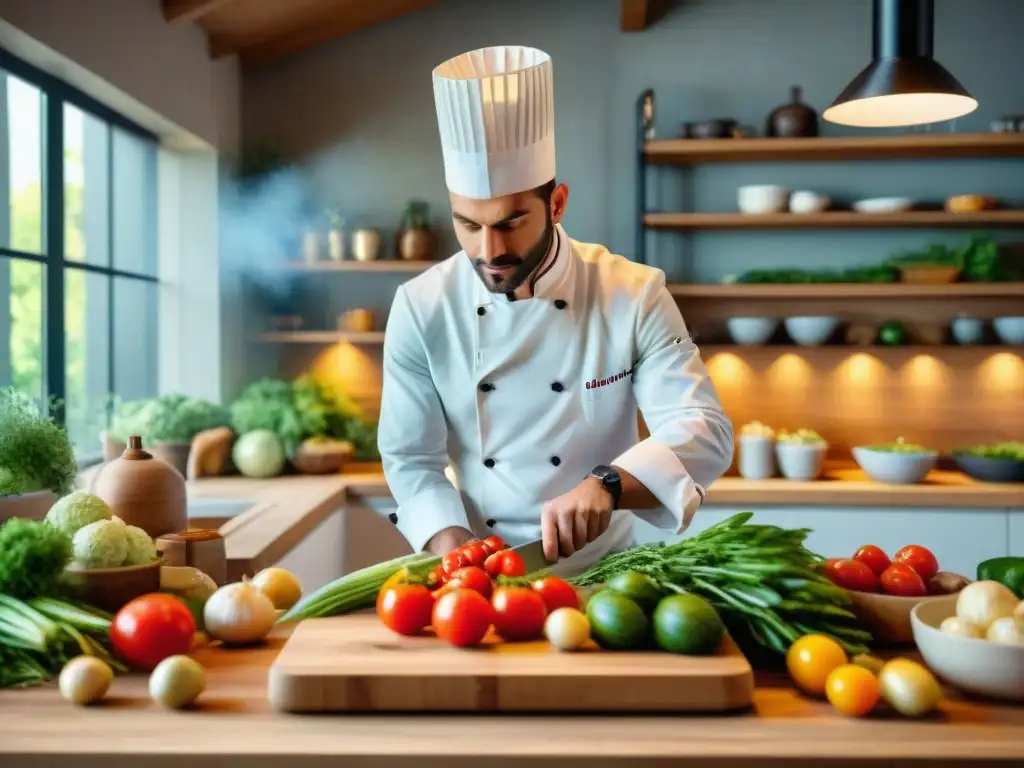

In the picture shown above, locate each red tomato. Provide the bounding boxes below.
[853,545,890,577]
[460,542,488,568]
[499,550,526,577]
[432,588,494,647]
[482,535,506,554]
[377,584,434,636]
[430,565,447,588]
[880,563,928,597]
[442,550,468,575]
[891,545,939,581]
[823,558,879,593]
[110,593,196,671]
[447,566,493,599]
[531,576,580,612]
[491,587,547,641]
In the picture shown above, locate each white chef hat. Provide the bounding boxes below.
[432,45,555,200]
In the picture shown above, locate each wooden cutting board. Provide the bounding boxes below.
[267,613,754,713]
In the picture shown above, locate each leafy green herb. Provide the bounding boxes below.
[953,440,1024,461]
[0,518,73,600]
[110,394,230,444]
[0,388,77,498]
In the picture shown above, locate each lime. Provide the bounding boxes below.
[585,590,648,650]
[879,320,907,346]
[652,594,725,655]
[605,571,664,613]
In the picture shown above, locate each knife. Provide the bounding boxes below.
[508,538,557,574]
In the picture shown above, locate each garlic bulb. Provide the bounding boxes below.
[203,580,277,645]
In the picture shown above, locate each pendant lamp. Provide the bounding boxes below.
[823,0,976,128]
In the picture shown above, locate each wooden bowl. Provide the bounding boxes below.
[847,589,956,645]
[0,490,54,524]
[292,441,354,475]
[62,558,162,613]
[898,265,961,284]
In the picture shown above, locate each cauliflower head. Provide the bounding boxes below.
[72,519,128,568]
[123,525,157,565]
[46,491,113,537]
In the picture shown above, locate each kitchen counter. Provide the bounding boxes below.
[182,469,1024,580]
[1,629,1022,767]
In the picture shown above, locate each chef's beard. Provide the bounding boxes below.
[472,218,555,295]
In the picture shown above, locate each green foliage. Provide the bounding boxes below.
[230,375,372,458]
[0,518,73,600]
[401,199,431,229]
[0,388,77,498]
[109,394,230,444]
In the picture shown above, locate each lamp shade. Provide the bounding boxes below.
[823,0,976,128]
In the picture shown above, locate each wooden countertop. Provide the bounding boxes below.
[184,469,1024,580]
[1,629,1022,767]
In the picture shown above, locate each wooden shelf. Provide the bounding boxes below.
[698,344,1018,357]
[284,260,435,273]
[644,132,1024,164]
[644,210,1024,230]
[257,331,385,344]
[668,282,1024,299]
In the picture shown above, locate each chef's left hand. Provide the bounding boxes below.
[541,477,613,561]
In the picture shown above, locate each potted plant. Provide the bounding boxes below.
[112,395,231,476]
[0,387,77,523]
[397,200,437,261]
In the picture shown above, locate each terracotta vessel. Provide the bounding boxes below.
[89,435,187,538]
[156,529,227,586]
[0,490,54,524]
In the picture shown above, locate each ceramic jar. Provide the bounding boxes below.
[766,85,818,138]
[738,435,777,480]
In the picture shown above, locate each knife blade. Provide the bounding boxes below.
[508,538,555,574]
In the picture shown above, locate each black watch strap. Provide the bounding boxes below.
[590,465,622,509]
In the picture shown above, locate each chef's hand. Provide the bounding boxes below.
[541,477,613,561]
[423,526,475,557]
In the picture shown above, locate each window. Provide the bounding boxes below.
[0,49,159,461]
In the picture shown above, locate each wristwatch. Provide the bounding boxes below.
[589,465,622,510]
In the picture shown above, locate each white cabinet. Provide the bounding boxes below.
[1010,510,1024,557]
[635,506,1012,579]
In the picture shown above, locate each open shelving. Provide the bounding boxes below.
[645,210,1024,230]
[257,331,386,344]
[283,260,435,273]
[667,282,1024,299]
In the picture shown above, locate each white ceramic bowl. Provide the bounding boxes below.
[850,591,955,646]
[852,446,938,484]
[852,197,914,213]
[738,185,789,214]
[738,436,777,480]
[789,190,830,214]
[775,442,827,481]
[993,316,1024,345]
[726,317,779,345]
[784,316,838,346]
[951,317,984,345]
[911,598,1024,703]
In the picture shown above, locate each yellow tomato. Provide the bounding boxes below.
[786,634,849,696]
[826,664,881,717]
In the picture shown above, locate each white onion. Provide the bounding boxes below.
[939,616,983,639]
[251,567,302,611]
[955,580,1019,631]
[59,656,113,706]
[149,655,206,709]
[986,616,1024,645]
[203,580,277,645]
[544,608,590,651]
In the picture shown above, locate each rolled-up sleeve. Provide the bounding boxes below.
[378,286,471,552]
[612,274,734,534]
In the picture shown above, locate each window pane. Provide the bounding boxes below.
[113,276,158,401]
[0,256,44,401]
[64,104,110,266]
[113,128,157,275]
[3,72,43,254]
[65,267,110,457]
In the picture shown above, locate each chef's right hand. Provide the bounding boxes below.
[423,526,475,556]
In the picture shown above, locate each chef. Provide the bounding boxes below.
[377,45,733,575]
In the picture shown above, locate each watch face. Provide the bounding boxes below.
[592,465,620,484]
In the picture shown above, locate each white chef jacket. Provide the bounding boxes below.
[377,224,733,576]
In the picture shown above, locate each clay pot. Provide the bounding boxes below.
[156,530,227,586]
[397,227,436,261]
[89,435,187,538]
[150,441,191,477]
[766,85,818,138]
[62,559,162,614]
[0,490,54,524]
[100,432,127,463]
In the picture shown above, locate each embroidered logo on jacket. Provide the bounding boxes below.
[586,367,633,390]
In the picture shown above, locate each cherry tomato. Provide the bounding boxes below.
[482,535,505,553]
[110,593,196,671]
[891,545,939,581]
[531,576,580,612]
[786,633,848,696]
[853,545,890,577]
[447,566,493,599]
[826,663,881,717]
[460,542,488,568]
[484,550,525,578]
[442,550,468,575]
[377,584,434,636]
[430,565,447,588]
[432,588,494,647]
[880,563,927,597]
[823,558,879,593]
[491,586,547,641]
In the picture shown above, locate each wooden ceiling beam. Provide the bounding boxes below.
[210,0,440,67]
[620,0,669,31]
[163,0,239,25]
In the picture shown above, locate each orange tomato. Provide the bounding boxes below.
[826,664,881,717]
[786,634,849,696]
